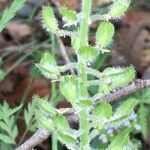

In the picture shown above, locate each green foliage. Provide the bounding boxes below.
[92,102,112,118]
[24,102,38,132]
[0,0,27,32]
[35,108,54,132]
[78,46,98,61]
[59,6,78,24]
[56,130,76,144]
[110,0,131,18]
[0,69,6,81]
[90,99,137,134]
[96,22,115,48]
[138,104,148,139]
[53,114,69,129]
[0,102,22,144]
[76,99,92,108]
[60,75,78,102]
[34,0,141,149]
[112,98,136,120]
[99,66,136,96]
[36,52,59,79]
[107,130,139,150]
[42,6,58,33]
[136,89,150,139]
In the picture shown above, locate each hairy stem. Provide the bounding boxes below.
[80,0,91,46]
[78,61,88,97]
[79,110,89,149]
[78,0,92,149]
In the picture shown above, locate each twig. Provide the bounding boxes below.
[94,79,150,104]
[16,115,78,150]
[15,128,50,150]
[16,79,150,150]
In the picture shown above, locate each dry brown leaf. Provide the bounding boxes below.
[6,23,31,42]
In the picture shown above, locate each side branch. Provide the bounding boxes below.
[95,79,150,104]
[16,79,150,150]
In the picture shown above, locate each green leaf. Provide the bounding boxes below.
[138,104,148,139]
[110,0,131,18]
[57,130,76,144]
[59,6,77,22]
[96,21,114,48]
[0,102,19,144]
[40,100,57,117]
[0,102,22,120]
[107,131,129,150]
[112,98,136,121]
[8,104,23,117]
[24,103,33,127]
[71,34,81,51]
[35,109,54,132]
[36,52,59,79]
[12,125,18,139]
[92,102,112,118]
[53,114,69,129]
[60,75,78,102]
[42,6,58,33]
[0,134,15,144]
[76,99,93,108]
[0,0,27,32]
[0,69,6,81]
[99,66,136,95]
[78,46,98,61]
[139,89,150,104]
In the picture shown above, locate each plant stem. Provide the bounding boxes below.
[79,110,89,150]
[52,133,58,150]
[78,60,88,97]
[80,0,91,46]
[51,34,58,150]
[78,0,91,149]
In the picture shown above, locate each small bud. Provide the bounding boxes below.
[130,112,137,120]
[107,128,113,135]
[113,126,119,130]
[104,125,110,130]
[134,124,141,131]
[99,134,108,143]
[124,120,131,127]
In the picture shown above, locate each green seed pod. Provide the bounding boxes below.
[60,75,78,103]
[57,130,76,144]
[53,114,70,129]
[110,0,131,18]
[40,100,57,117]
[99,66,136,95]
[59,6,78,22]
[78,46,98,61]
[36,52,59,79]
[71,34,81,51]
[42,6,58,33]
[76,99,93,108]
[112,98,136,120]
[96,21,114,48]
[35,109,54,132]
[92,102,112,118]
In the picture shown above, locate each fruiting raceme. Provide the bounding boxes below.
[99,66,136,95]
